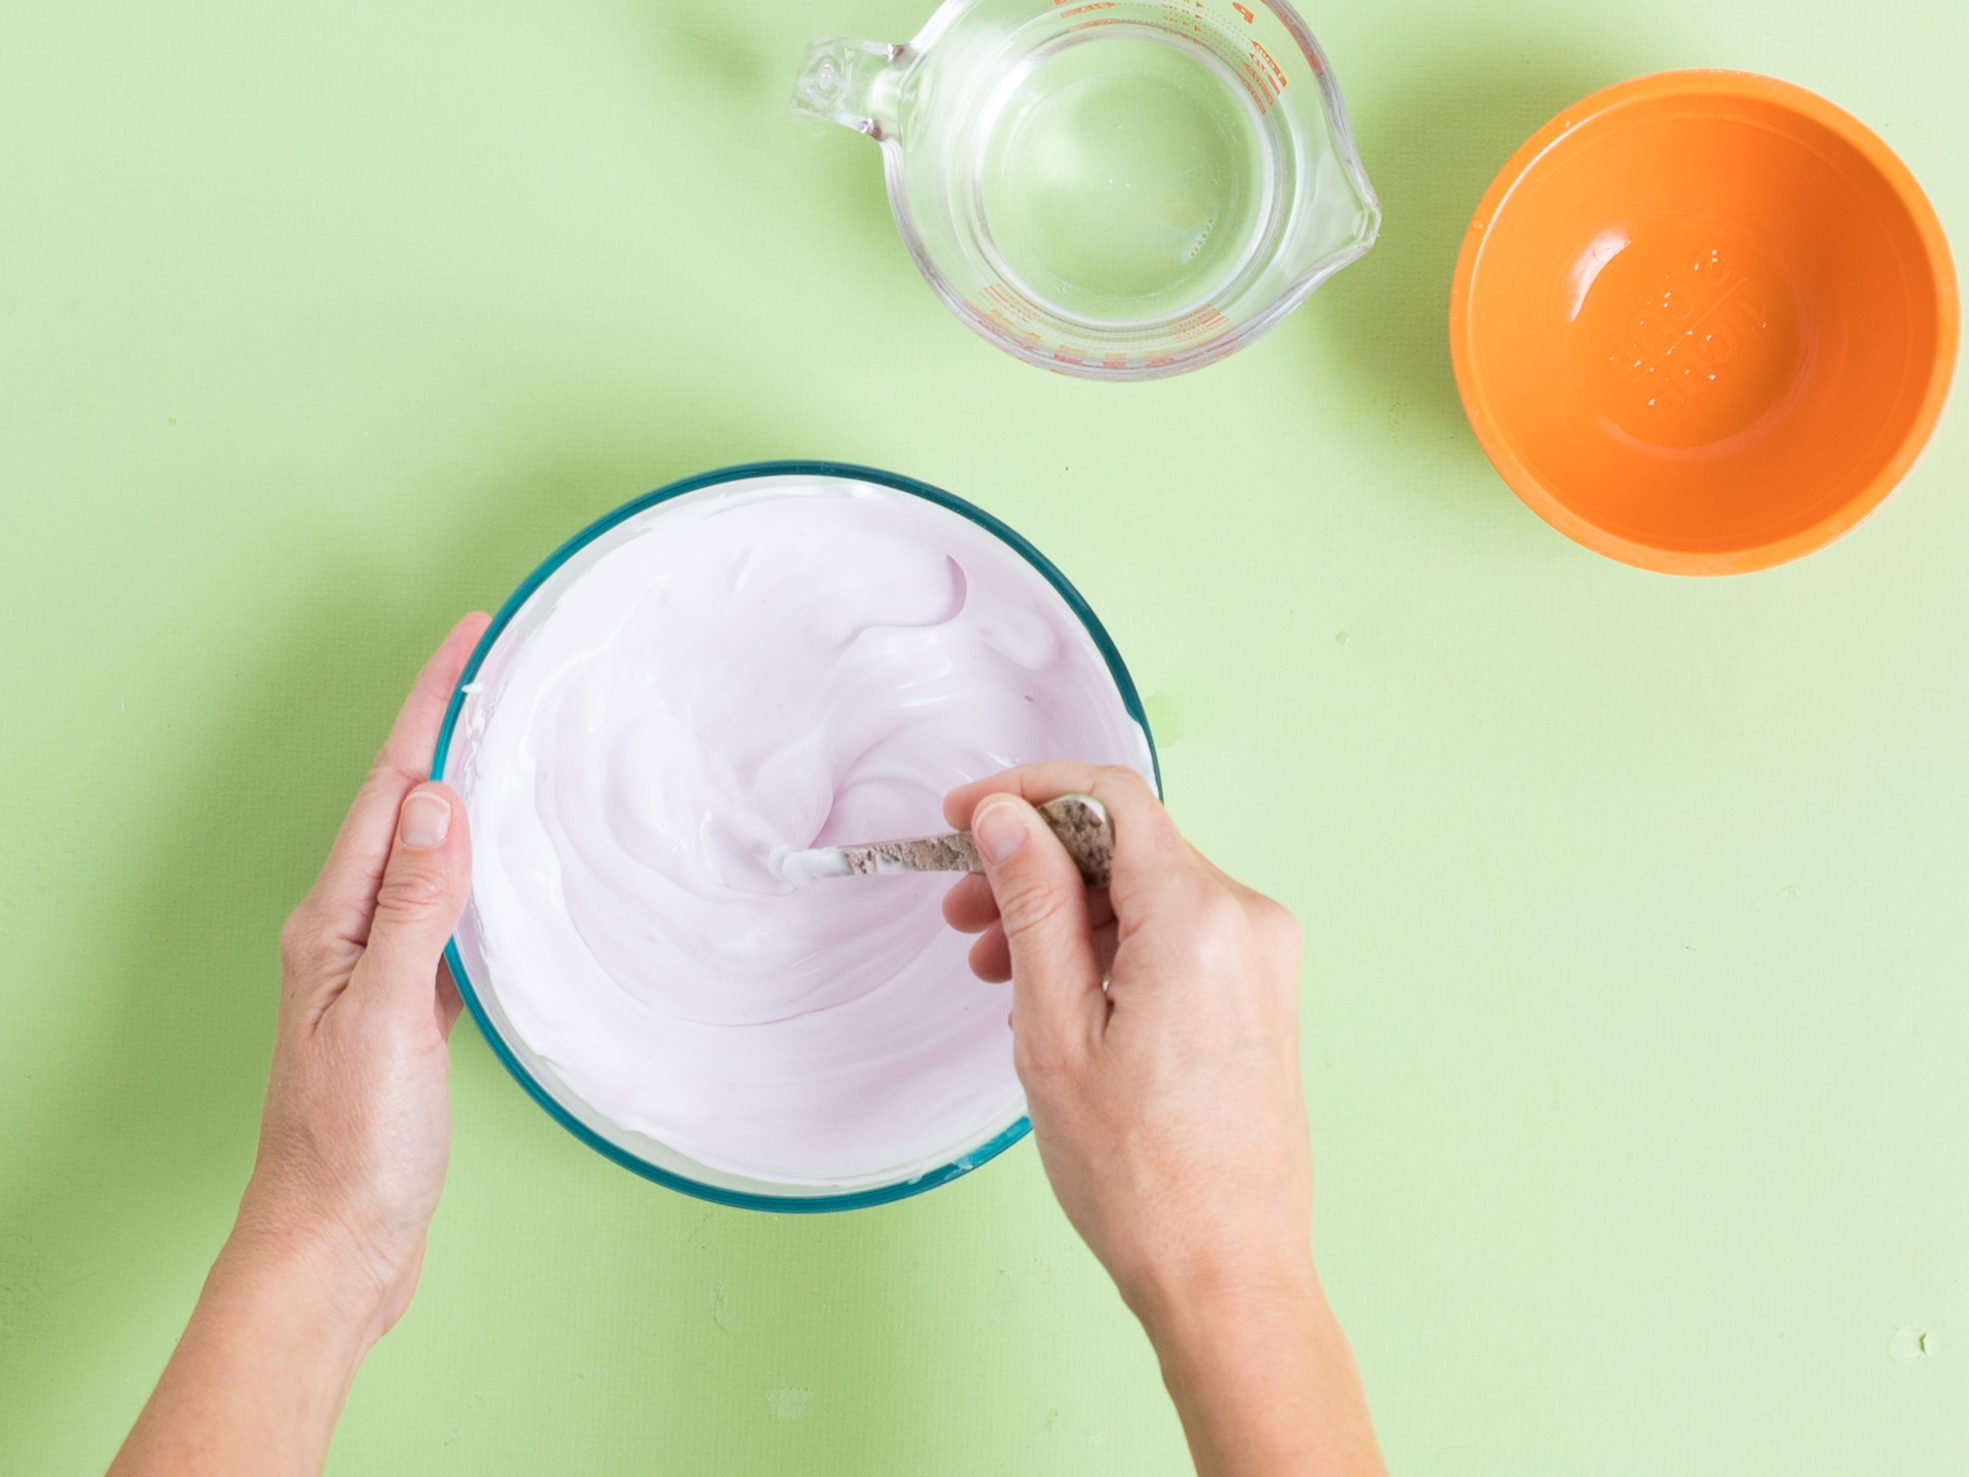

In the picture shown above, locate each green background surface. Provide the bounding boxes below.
[2,0,1964,1469]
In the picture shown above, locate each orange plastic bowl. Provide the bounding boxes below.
[1451,71,1958,574]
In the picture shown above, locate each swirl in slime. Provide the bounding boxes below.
[462,478,1153,1187]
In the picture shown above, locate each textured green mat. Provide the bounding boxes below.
[2,0,1964,1470]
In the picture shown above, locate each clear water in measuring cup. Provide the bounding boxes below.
[793,0,1378,379]
[977,32,1272,323]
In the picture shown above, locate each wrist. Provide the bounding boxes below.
[225,1180,396,1348]
[1131,1258,1387,1477]
[106,1191,382,1476]
[1128,1244,1327,1355]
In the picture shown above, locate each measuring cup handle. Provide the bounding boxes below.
[789,37,906,141]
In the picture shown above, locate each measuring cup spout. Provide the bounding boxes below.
[790,37,906,141]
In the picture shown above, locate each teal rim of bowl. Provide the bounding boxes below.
[428,460,1161,1213]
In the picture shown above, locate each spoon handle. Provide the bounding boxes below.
[780,793,1114,888]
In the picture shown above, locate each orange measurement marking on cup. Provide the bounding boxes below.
[983,285,1037,322]
[1249,40,1287,91]
[1171,305,1232,342]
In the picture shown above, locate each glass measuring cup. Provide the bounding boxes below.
[792,0,1379,379]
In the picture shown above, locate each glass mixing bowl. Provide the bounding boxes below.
[431,461,1159,1211]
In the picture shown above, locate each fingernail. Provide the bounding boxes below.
[399,791,451,850]
[973,801,1028,865]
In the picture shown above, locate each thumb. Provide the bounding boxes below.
[357,782,472,1017]
[972,796,1106,1062]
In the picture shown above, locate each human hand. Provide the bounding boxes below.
[942,764,1385,1477]
[942,764,1310,1313]
[242,611,488,1346]
[109,615,489,1477]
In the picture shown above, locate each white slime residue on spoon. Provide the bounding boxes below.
[462,479,1152,1187]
